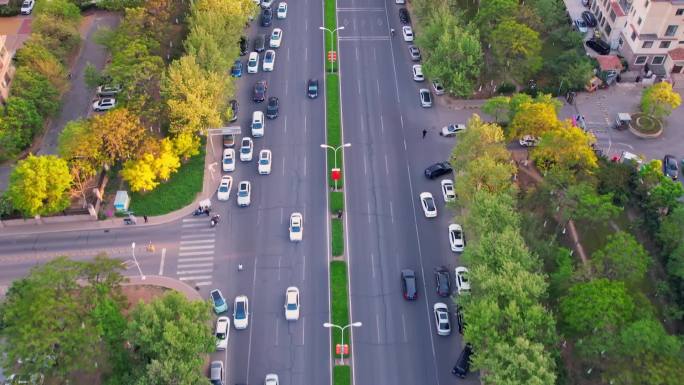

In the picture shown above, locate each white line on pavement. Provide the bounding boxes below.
[305,47,308,62]
[275,318,279,346]
[400,114,404,128]
[177,262,214,269]
[182,217,207,223]
[287,47,290,62]
[357,77,361,95]
[338,36,390,41]
[367,201,371,224]
[304,155,307,177]
[305,18,308,32]
[385,155,389,175]
[380,114,384,134]
[178,256,214,263]
[246,258,258,383]
[337,7,385,11]
[376,78,380,96]
[403,139,407,151]
[355,46,359,61]
[178,250,214,257]
[370,252,376,277]
[285,79,288,96]
[181,222,209,228]
[389,201,394,223]
[180,239,216,245]
[181,233,215,239]
[376,313,381,343]
[280,208,284,224]
[302,254,306,281]
[401,314,408,343]
[179,244,214,251]
[179,275,212,281]
[363,155,367,175]
[194,281,212,287]
[373,47,377,61]
[177,268,214,275]
[158,248,166,275]
[278,256,282,281]
[301,317,305,346]
[282,157,285,176]
[304,114,307,136]
[284,115,287,134]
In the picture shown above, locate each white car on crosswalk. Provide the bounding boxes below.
[258,149,272,174]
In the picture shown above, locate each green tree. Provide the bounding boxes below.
[531,124,599,173]
[490,20,542,83]
[507,93,533,121]
[475,0,518,39]
[481,96,510,124]
[596,160,635,206]
[641,82,681,120]
[6,154,73,217]
[0,96,43,157]
[451,115,509,173]
[83,62,103,89]
[557,182,621,224]
[592,231,650,284]
[508,101,560,139]
[474,337,556,385]
[465,191,520,241]
[458,155,517,202]
[90,108,148,167]
[32,14,81,61]
[14,40,69,93]
[11,67,61,117]
[656,205,684,255]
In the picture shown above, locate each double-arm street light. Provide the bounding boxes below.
[319,26,345,73]
[131,242,146,280]
[323,321,362,364]
[320,143,351,190]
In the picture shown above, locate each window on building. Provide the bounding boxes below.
[665,25,678,37]
[642,41,654,48]
[638,17,642,25]
[605,25,612,35]
[635,56,647,65]
[660,41,672,48]
[645,0,650,8]
[677,9,684,16]
[631,31,637,41]
[610,10,616,22]
[652,55,665,65]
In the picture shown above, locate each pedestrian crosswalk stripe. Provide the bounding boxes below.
[182,222,210,228]
[178,256,214,263]
[179,239,216,245]
[178,250,214,257]
[177,268,214,275]
[179,275,212,281]
[182,217,210,223]
[194,281,212,287]
[179,244,215,251]
[177,262,214,269]
[181,233,215,239]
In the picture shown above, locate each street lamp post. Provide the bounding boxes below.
[323,321,362,364]
[319,26,345,73]
[320,143,351,190]
[131,242,146,280]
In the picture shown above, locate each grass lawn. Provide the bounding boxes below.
[324,0,338,72]
[334,365,351,385]
[326,74,343,188]
[330,191,344,214]
[128,147,205,216]
[332,218,344,256]
[330,261,350,356]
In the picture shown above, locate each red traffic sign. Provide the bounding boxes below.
[327,50,337,62]
[331,168,341,181]
[335,344,349,355]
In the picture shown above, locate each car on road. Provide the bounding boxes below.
[289,212,303,241]
[402,26,414,41]
[253,80,268,102]
[455,266,470,295]
[217,176,233,201]
[284,286,300,321]
[420,192,437,218]
[215,316,230,351]
[277,2,288,18]
[452,343,473,378]
[441,179,456,202]
[261,0,275,8]
[248,52,259,73]
[210,361,225,385]
[231,60,243,77]
[575,19,588,33]
[455,304,465,334]
[258,149,272,174]
[254,34,266,52]
[408,45,421,61]
[399,8,411,24]
[518,135,539,147]
[233,295,249,329]
[229,99,239,122]
[419,88,432,107]
[263,49,276,71]
[239,36,248,55]
[449,223,465,253]
[223,134,236,148]
[434,267,451,297]
[240,137,254,161]
[20,0,34,15]
[582,10,598,27]
[401,269,417,300]
[92,98,116,112]
[432,80,445,95]
[222,148,235,172]
[270,28,283,48]
[585,38,611,55]
[424,162,452,179]
[663,154,679,180]
[412,64,424,82]
[237,181,251,207]
[96,85,122,97]
[439,123,466,137]
[261,7,273,27]
[251,110,265,137]
[307,78,319,98]
[266,96,279,119]
[210,289,228,313]
[265,374,279,385]
[434,302,451,336]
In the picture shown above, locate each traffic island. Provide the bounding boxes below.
[629,113,664,138]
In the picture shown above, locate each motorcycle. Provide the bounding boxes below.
[210,214,220,227]
[123,214,137,225]
[193,207,210,216]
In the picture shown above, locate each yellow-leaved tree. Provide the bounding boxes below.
[531,122,598,174]
[121,154,158,192]
[640,82,681,120]
[172,132,201,161]
[508,100,561,139]
[155,138,181,181]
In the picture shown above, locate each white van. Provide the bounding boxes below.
[251,111,265,137]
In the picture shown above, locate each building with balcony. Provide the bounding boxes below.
[0,35,16,104]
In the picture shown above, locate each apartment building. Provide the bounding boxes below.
[0,35,16,104]
[590,0,684,76]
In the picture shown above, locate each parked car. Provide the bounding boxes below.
[229,99,239,122]
[261,7,273,27]
[398,8,411,24]
[663,154,679,180]
[258,149,272,175]
[239,36,248,55]
[451,344,473,378]
[284,286,300,321]
[424,162,452,179]
[519,135,539,147]
[263,49,276,71]
[582,11,598,27]
[237,181,251,207]
[223,134,235,148]
[408,45,421,61]
[233,295,250,329]
[419,88,432,107]
[433,302,451,336]
[265,374,279,385]
[440,124,466,137]
[210,361,224,385]
[289,212,303,241]
[449,223,465,253]
[231,60,243,77]
[248,52,259,74]
[270,28,283,48]
[575,19,588,34]
[432,80,445,95]
[402,26,414,42]
[92,98,116,112]
[222,148,235,172]
[20,0,35,15]
[455,266,471,295]
[412,64,424,82]
[96,85,122,97]
[420,192,437,218]
[434,267,451,297]
[585,38,611,55]
[455,304,465,334]
[240,137,254,161]
[276,2,288,18]
[210,289,228,313]
[215,317,230,350]
[441,179,456,202]
[254,34,266,52]
[251,110,265,137]
[261,0,275,8]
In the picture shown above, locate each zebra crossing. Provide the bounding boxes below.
[177,217,216,287]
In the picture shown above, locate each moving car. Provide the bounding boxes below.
[240,137,254,161]
[253,80,268,102]
[582,10,598,27]
[289,212,303,241]
[451,344,473,378]
[433,302,451,336]
[307,78,319,98]
[408,45,421,61]
[210,289,228,313]
[222,148,235,172]
[575,19,588,34]
[441,179,456,202]
[92,98,116,112]
[251,111,265,137]
[215,316,230,351]
[20,0,34,15]
[412,64,424,82]
[261,0,275,8]
[229,99,239,122]
[432,80,445,95]
[258,149,272,175]
[663,154,679,180]
[440,124,466,137]
[233,295,250,329]
[420,192,437,218]
[254,34,266,52]
[424,162,452,179]
[270,28,283,48]
[402,26,414,42]
[277,2,288,19]
[284,286,300,321]
[231,60,243,77]
[401,269,417,300]
[210,361,225,385]
[217,176,233,201]
[265,374,279,385]
[248,52,259,74]
[434,267,451,297]
[419,88,432,107]
[455,266,471,295]
[261,7,273,27]
[96,85,122,97]
[266,96,279,119]
[263,50,276,72]
[237,181,251,207]
[585,38,611,55]
[398,8,411,24]
[223,134,235,147]
[519,135,539,147]
[449,223,465,253]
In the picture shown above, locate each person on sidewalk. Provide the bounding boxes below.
[422,129,427,138]
[143,215,148,223]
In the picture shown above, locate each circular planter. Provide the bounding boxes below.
[628,113,663,138]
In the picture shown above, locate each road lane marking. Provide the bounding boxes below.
[278,256,282,281]
[177,262,214,269]
[373,47,377,61]
[367,201,371,224]
[357,77,361,95]
[284,115,287,134]
[280,208,284,223]
[246,257,258,382]
[363,155,367,175]
[181,222,209,228]
[400,114,404,128]
[179,275,212,281]
[179,245,214,251]
[370,252,376,278]
[376,78,380,96]
[304,155,307,176]
[287,47,290,62]
[158,248,166,275]
[338,36,390,41]
[380,114,384,134]
[178,256,214,263]
[385,154,389,175]
[305,47,308,61]
[275,318,279,346]
[178,250,214,257]
[355,46,359,61]
[182,217,208,222]
[337,7,385,10]
[179,239,216,245]
[402,314,408,343]
[389,201,394,223]
[285,79,288,96]
[376,313,381,343]
[302,254,306,281]
[282,158,285,175]
[304,114,307,136]
[177,268,213,275]
[194,281,212,287]
[305,18,308,32]
[403,139,407,151]
[301,317,305,345]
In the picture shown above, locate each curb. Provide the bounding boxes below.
[122,275,203,301]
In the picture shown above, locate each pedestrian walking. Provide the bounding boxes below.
[337,210,343,219]
[143,215,148,223]
[422,129,427,138]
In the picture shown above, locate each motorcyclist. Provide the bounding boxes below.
[390,28,395,37]
[210,214,220,227]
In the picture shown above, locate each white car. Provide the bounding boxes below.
[420,192,437,218]
[519,135,539,147]
[395,0,405,3]
[222,148,235,172]
[248,52,259,74]
[441,179,456,202]
[233,295,249,330]
[20,0,34,15]
[263,50,276,71]
[440,124,466,137]
[455,266,470,294]
[412,65,424,82]
[215,316,230,350]
[240,137,254,161]
[276,2,287,18]
[270,28,283,48]
[217,175,233,201]
[92,98,116,112]
[284,286,300,321]
[261,0,275,8]
[265,374,279,385]
[237,181,251,207]
[433,302,451,336]
[251,110,265,137]
[402,26,414,42]
[258,149,272,175]
[449,223,465,253]
[575,19,588,34]
[289,212,303,241]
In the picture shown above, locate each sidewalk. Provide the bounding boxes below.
[122,275,202,301]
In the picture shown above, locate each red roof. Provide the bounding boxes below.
[669,47,684,61]
[596,55,623,71]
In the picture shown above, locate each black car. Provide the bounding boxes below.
[261,7,273,27]
[585,38,611,55]
[254,34,266,52]
[228,99,238,122]
[408,45,421,61]
[307,78,319,98]
[451,343,473,378]
[266,96,279,119]
[582,11,597,27]
[401,269,417,300]
[455,304,465,334]
[253,80,268,103]
[663,155,679,180]
[239,36,248,56]
[399,8,411,25]
[434,267,451,297]
[424,162,452,179]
